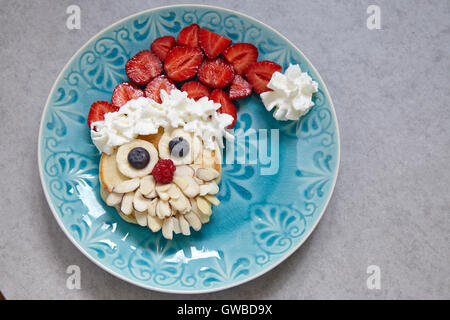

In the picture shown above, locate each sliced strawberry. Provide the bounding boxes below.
[245,61,282,93]
[198,28,232,59]
[181,81,211,101]
[229,75,252,100]
[177,24,200,47]
[223,43,258,75]
[210,89,237,129]
[125,50,162,86]
[150,36,176,62]
[197,58,235,89]
[87,101,119,129]
[144,75,176,103]
[111,81,144,108]
[164,46,204,81]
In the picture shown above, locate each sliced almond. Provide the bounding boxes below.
[172,216,181,234]
[181,177,200,198]
[196,196,212,216]
[147,198,157,217]
[169,193,191,214]
[193,177,204,185]
[134,210,148,226]
[147,215,163,232]
[185,211,202,231]
[189,198,201,215]
[120,192,134,215]
[173,176,189,190]
[173,165,194,177]
[197,211,210,224]
[113,178,140,194]
[139,175,156,196]
[178,215,191,236]
[133,190,152,212]
[196,168,220,181]
[156,183,171,201]
[199,181,219,196]
[162,218,174,240]
[156,200,172,218]
[167,184,182,199]
[106,192,123,206]
[204,195,220,206]
[143,188,157,199]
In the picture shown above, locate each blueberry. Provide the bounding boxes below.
[169,137,190,158]
[127,147,150,169]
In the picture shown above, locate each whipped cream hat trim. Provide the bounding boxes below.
[91,89,234,155]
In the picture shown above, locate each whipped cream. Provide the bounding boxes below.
[260,64,318,121]
[91,89,234,155]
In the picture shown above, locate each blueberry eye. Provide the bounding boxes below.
[169,137,190,158]
[127,147,150,169]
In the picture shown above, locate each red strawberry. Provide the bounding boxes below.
[222,43,258,75]
[144,75,176,103]
[197,58,235,89]
[199,28,232,59]
[181,81,211,101]
[229,75,252,100]
[150,36,176,62]
[164,46,204,81]
[210,89,237,129]
[87,101,119,129]
[245,61,282,93]
[177,24,200,47]
[111,81,144,108]
[125,50,162,86]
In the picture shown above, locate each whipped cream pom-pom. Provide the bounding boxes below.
[261,64,318,121]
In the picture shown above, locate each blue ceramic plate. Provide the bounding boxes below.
[38,5,339,293]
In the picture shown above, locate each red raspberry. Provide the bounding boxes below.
[152,159,176,184]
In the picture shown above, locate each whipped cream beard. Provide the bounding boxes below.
[261,64,318,121]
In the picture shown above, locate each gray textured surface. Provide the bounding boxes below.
[0,0,449,299]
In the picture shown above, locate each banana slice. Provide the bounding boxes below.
[158,128,201,166]
[116,139,158,178]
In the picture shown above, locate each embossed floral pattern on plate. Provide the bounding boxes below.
[38,5,339,293]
